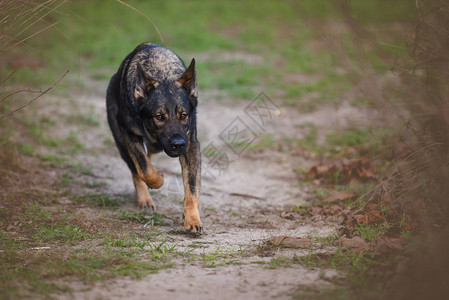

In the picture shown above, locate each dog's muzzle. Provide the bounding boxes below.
[165,135,187,157]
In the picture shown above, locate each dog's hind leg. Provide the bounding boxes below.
[179,140,202,233]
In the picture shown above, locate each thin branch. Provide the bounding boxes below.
[0,89,44,104]
[114,0,164,43]
[0,70,18,86]
[5,21,59,50]
[0,70,69,119]
[3,0,67,49]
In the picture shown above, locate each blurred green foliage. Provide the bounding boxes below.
[2,0,415,99]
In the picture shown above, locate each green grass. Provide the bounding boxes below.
[0,246,172,298]
[353,224,390,242]
[115,209,169,226]
[262,243,389,298]
[247,135,276,151]
[4,115,86,168]
[37,153,67,167]
[72,193,122,207]
[198,247,244,268]
[298,123,320,153]
[0,200,177,298]
[32,224,90,244]
[326,127,384,148]
[326,126,396,158]
[2,0,412,103]
[66,109,101,127]
[71,162,94,176]
[105,236,147,249]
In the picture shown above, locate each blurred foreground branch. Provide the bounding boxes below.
[0,0,68,52]
[0,70,69,119]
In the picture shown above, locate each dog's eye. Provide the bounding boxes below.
[180,113,188,121]
[155,114,165,121]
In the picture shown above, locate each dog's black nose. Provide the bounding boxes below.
[169,136,186,151]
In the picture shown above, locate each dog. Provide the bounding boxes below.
[106,43,202,233]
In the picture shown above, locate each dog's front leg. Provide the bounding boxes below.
[126,136,164,190]
[179,140,202,233]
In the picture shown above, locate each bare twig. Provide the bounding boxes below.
[0,70,18,86]
[229,192,265,200]
[0,70,69,119]
[114,0,164,43]
[6,21,59,50]
[0,89,44,104]
[2,0,68,50]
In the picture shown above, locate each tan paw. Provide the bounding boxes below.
[136,195,155,211]
[184,208,202,234]
[147,170,164,189]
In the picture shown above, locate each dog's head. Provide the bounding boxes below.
[135,59,198,158]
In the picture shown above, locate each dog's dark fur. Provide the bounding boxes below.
[106,43,202,233]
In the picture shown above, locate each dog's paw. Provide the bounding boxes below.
[136,196,156,211]
[147,170,164,189]
[184,208,202,234]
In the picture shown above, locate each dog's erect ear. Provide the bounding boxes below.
[134,63,158,100]
[177,58,198,106]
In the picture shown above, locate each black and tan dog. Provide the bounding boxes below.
[106,43,202,233]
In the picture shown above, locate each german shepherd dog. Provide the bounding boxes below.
[106,43,202,233]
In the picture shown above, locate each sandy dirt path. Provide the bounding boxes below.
[47,77,378,299]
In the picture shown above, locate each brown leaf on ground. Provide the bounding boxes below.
[357,166,376,180]
[324,190,357,203]
[307,157,377,185]
[342,157,377,184]
[268,236,312,248]
[365,203,378,210]
[365,210,385,223]
[279,211,302,220]
[353,204,385,224]
[374,236,404,254]
[307,164,337,179]
[269,236,287,246]
[338,236,369,250]
[365,203,385,223]
[309,206,323,216]
[354,214,366,224]
[323,204,343,216]
[339,223,355,236]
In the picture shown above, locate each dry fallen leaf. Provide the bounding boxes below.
[343,157,377,184]
[354,214,366,224]
[338,236,369,250]
[307,157,377,185]
[309,206,324,216]
[365,210,385,223]
[279,211,302,220]
[307,164,337,179]
[339,223,355,236]
[269,236,312,248]
[324,190,357,203]
[323,204,343,216]
[269,236,287,246]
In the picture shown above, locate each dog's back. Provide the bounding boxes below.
[118,43,187,96]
